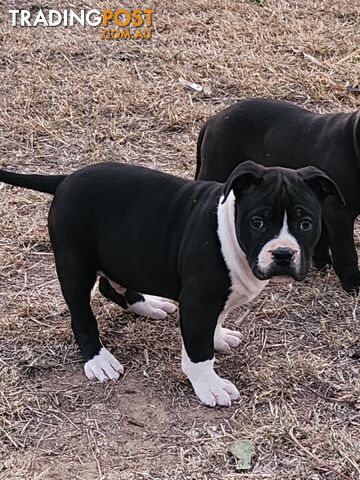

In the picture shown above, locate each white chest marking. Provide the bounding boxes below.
[217,191,268,312]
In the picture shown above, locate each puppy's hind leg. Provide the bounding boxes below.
[125,289,177,319]
[99,277,177,319]
[55,255,124,382]
[98,276,127,309]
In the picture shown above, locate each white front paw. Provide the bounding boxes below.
[84,347,124,382]
[129,294,177,319]
[214,326,241,353]
[182,349,239,407]
[193,374,240,407]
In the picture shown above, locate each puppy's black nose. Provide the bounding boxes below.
[272,248,295,267]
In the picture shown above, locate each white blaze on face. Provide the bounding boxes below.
[257,213,300,274]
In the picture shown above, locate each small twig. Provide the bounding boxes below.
[127,418,145,428]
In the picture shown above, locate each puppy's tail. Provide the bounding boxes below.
[0,169,66,195]
[195,121,207,180]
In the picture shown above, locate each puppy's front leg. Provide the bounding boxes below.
[179,292,239,407]
[313,220,332,271]
[326,214,360,293]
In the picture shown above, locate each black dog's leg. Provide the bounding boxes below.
[313,220,332,270]
[98,277,127,308]
[55,256,124,381]
[99,276,177,319]
[179,289,239,407]
[327,215,360,293]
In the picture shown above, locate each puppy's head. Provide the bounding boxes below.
[222,161,345,281]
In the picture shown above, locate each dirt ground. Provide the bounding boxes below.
[0,0,359,479]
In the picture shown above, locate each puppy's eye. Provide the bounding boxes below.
[300,219,313,231]
[250,217,264,230]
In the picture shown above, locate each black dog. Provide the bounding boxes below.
[0,161,343,406]
[196,98,360,293]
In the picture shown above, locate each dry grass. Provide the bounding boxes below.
[0,0,360,478]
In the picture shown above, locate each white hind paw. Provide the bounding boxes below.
[214,326,242,353]
[128,294,177,319]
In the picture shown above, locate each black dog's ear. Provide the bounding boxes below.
[222,160,264,203]
[299,166,346,206]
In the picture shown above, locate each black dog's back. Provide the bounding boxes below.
[196,98,357,183]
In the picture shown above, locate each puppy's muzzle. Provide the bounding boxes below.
[271,247,295,268]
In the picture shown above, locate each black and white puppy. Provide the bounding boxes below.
[196,98,360,293]
[0,162,344,406]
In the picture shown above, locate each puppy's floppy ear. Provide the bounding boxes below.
[299,166,346,206]
[222,160,264,203]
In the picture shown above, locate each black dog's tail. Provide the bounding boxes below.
[195,121,207,180]
[0,169,66,195]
